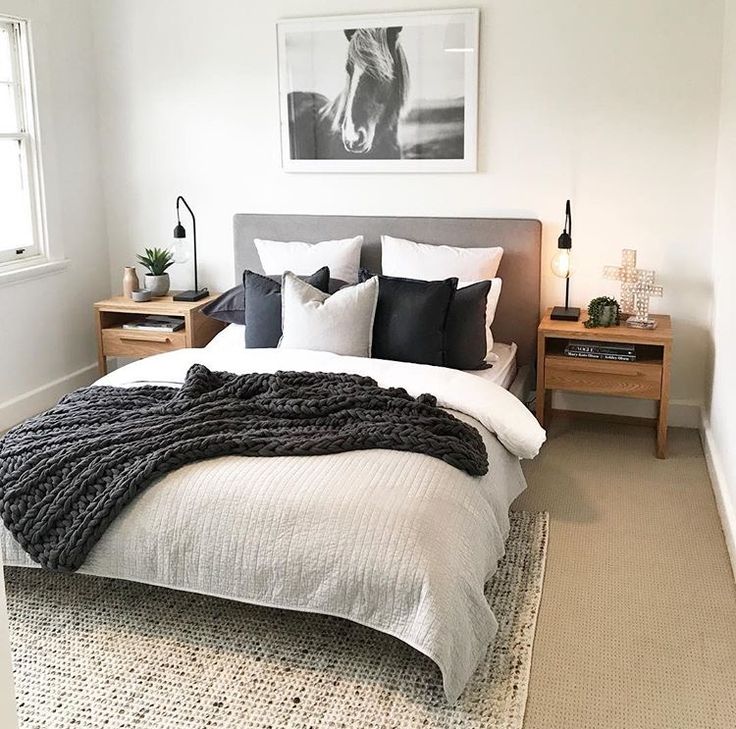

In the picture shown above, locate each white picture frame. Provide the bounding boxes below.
[277,9,479,173]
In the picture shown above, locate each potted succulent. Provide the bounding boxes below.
[136,247,175,296]
[584,296,621,328]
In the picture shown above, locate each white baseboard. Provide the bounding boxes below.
[552,392,701,428]
[701,413,736,583]
[0,363,97,432]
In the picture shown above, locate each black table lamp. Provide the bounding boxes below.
[550,200,580,321]
[172,195,209,302]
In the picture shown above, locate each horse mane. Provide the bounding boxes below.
[321,28,409,131]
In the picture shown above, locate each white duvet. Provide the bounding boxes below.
[1,348,545,703]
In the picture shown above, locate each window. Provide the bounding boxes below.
[0,17,45,267]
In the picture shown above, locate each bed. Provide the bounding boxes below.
[207,323,520,390]
[1,214,544,703]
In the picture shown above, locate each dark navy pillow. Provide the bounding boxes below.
[445,280,492,370]
[203,268,337,325]
[360,270,491,370]
[244,267,330,348]
[360,271,457,366]
[201,285,245,324]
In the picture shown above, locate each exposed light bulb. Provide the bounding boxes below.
[551,249,571,279]
[173,238,190,265]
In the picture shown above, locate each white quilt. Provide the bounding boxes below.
[1,348,545,703]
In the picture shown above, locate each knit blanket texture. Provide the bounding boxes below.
[0,365,487,573]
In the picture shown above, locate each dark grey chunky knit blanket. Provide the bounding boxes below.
[0,364,487,573]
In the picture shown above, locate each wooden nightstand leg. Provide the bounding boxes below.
[656,343,671,459]
[535,380,547,426]
[656,403,668,458]
[656,408,670,460]
[95,309,107,377]
[536,332,546,426]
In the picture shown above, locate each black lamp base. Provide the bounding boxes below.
[551,305,580,321]
[173,288,209,302]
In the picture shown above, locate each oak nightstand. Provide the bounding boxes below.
[536,308,672,458]
[94,295,225,376]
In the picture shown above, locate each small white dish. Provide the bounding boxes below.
[131,289,152,302]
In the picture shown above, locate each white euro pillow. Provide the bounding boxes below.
[279,271,378,358]
[380,234,503,281]
[255,236,363,283]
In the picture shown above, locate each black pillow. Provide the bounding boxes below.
[203,269,339,324]
[362,272,457,366]
[244,268,330,348]
[445,280,492,370]
[201,285,245,324]
[328,278,350,294]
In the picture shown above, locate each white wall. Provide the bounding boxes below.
[0,0,110,429]
[705,0,736,571]
[91,0,724,418]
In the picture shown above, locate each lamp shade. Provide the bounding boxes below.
[173,222,186,239]
[557,230,571,249]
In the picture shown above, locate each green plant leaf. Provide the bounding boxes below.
[136,246,175,275]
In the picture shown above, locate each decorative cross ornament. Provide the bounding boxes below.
[603,249,645,313]
[604,249,663,328]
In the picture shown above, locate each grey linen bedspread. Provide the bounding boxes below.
[0,364,487,573]
[1,348,544,702]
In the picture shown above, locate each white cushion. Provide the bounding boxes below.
[255,236,363,283]
[380,235,503,281]
[205,323,245,351]
[279,272,378,358]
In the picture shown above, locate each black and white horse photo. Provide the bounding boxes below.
[288,27,408,160]
[278,12,477,168]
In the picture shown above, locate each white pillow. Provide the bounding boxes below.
[205,323,245,351]
[381,234,503,281]
[279,272,378,358]
[255,236,363,283]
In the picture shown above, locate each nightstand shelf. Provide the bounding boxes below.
[94,295,225,376]
[536,308,672,458]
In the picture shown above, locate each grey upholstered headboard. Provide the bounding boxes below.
[233,214,541,365]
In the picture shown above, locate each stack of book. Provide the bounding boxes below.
[564,340,636,362]
[122,316,185,333]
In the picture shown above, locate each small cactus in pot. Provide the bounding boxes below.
[136,247,175,296]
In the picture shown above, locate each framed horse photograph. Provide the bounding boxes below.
[277,9,479,173]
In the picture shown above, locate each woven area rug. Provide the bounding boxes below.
[5,510,548,729]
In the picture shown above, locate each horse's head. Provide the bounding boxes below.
[335,27,408,154]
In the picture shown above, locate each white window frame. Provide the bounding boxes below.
[0,16,48,270]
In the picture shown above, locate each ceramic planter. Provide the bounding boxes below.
[599,304,619,327]
[144,273,170,297]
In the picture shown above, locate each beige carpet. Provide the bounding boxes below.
[515,418,736,729]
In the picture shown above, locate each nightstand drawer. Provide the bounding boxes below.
[102,327,187,357]
[545,356,662,400]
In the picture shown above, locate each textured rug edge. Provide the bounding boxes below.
[508,510,550,728]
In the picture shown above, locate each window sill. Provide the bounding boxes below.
[0,258,69,287]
